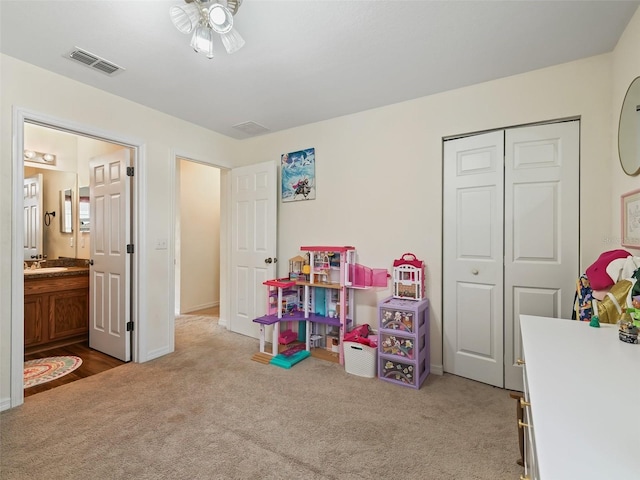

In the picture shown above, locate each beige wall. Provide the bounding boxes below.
[179,160,221,313]
[240,53,613,373]
[1,54,239,405]
[3,6,640,406]
[611,9,640,249]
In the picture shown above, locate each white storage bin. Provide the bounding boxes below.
[344,341,377,378]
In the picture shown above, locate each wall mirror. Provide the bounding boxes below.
[79,186,90,232]
[618,76,640,176]
[60,188,73,233]
[24,166,78,259]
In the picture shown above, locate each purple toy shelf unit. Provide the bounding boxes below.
[378,296,429,389]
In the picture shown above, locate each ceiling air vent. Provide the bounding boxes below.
[65,48,125,76]
[232,121,271,136]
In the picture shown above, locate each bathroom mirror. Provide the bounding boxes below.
[60,188,73,233]
[24,166,77,259]
[618,76,640,176]
[78,186,90,232]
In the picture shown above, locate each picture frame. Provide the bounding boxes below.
[281,148,316,202]
[621,188,640,248]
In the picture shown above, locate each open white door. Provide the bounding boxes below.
[89,149,131,361]
[229,161,277,338]
[23,174,43,261]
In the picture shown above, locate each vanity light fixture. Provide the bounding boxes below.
[170,0,245,60]
[24,149,57,165]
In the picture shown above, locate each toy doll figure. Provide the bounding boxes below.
[626,295,640,327]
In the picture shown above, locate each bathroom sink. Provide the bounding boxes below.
[24,267,69,274]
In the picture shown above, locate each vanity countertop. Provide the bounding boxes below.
[23,266,89,279]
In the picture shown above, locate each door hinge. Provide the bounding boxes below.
[127,166,134,177]
[127,244,134,254]
[126,321,134,332]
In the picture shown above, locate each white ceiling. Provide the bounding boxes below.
[1,1,638,139]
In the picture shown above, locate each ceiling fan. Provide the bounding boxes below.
[170,0,245,59]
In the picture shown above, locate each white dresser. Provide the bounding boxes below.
[519,315,640,480]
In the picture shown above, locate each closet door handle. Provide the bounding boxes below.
[264,257,273,264]
[89,259,94,266]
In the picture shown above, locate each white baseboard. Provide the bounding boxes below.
[181,301,219,314]
[0,397,12,412]
[146,346,173,361]
[430,363,444,375]
[217,317,228,328]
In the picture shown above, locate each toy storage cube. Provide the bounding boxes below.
[380,332,417,359]
[380,306,417,332]
[377,297,429,389]
[380,358,425,386]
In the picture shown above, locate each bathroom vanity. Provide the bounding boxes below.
[24,262,89,353]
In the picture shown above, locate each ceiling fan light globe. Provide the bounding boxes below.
[169,4,201,34]
[190,25,215,59]
[208,4,233,34]
[221,28,245,54]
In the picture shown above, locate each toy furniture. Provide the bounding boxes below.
[392,253,425,301]
[252,278,309,367]
[378,296,429,388]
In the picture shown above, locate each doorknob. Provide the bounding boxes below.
[89,259,94,265]
[264,257,273,264]
[471,269,479,275]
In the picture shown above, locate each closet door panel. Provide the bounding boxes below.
[443,131,504,388]
[504,121,579,391]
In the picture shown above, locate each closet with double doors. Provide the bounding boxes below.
[442,120,579,391]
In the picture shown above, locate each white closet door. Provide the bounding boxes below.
[443,131,505,387]
[504,121,579,391]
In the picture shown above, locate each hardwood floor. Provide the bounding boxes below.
[24,307,218,398]
[24,342,125,398]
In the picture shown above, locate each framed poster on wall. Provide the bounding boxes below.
[621,188,640,248]
[281,147,315,202]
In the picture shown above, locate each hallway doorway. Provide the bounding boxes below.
[174,158,222,316]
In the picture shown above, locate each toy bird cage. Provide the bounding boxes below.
[393,253,425,301]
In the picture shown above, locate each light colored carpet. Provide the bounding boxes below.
[1,316,523,480]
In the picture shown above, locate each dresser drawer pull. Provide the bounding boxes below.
[518,420,531,429]
[516,358,525,365]
[520,398,531,407]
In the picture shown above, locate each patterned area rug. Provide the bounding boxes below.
[24,356,83,389]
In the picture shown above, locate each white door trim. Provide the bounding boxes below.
[10,106,146,409]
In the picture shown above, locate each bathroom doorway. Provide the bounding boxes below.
[14,112,141,404]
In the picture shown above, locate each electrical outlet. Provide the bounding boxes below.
[155,238,168,250]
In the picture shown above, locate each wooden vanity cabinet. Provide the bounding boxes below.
[24,273,89,353]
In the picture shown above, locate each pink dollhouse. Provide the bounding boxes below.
[392,253,425,301]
